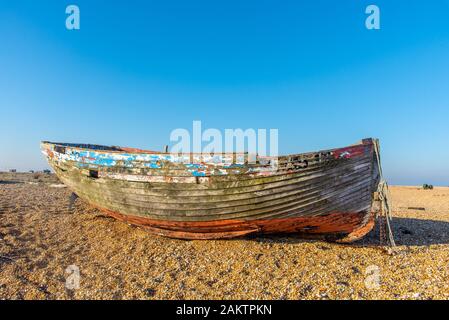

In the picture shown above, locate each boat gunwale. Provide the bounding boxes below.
[40,139,374,160]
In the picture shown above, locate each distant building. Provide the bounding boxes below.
[9,169,17,173]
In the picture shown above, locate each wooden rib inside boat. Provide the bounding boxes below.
[40,138,384,242]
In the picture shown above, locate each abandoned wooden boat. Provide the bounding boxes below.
[40,138,386,242]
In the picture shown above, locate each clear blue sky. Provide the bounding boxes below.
[1,1,448,185]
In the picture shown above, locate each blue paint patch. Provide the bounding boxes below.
[185,163,207,169]
[144,162,162,169]
[189,170,206,177]
[223,164,245,169]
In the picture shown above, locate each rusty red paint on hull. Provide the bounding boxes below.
[97,206,375,241]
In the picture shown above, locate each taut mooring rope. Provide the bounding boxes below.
[373,139,396,247]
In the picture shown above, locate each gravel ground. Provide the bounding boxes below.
[1,173,448,300]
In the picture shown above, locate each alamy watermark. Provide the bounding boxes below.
[169,121,279,164]
[66,5,80,30]
[364,265,381,290]
[365,5,380,30]
[65,264,80,290]
[65,4,380,31]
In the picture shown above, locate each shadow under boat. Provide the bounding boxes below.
[246,217,449,247]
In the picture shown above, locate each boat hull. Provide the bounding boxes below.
[95,206,375,241]
[41,139,380,241]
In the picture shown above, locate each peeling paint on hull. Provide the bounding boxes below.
[40,138,381,241]
[97,206,375,241]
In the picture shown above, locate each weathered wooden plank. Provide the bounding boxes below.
[68,169,372,214]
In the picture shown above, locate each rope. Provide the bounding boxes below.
[373,139,396,247]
